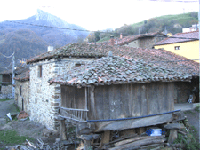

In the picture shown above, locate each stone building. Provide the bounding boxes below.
[14,67,30,113]
[21,42,199,130]
[0,70,12,99]
[106,32,166,49]
[26,43,108,129]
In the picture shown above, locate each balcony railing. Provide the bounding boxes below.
[59,107,89,122]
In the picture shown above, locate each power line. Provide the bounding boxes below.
[0,52,14,58]
[5,20,115,34]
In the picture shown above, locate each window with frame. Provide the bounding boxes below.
[174,46,180,50]
[38,65,42,77]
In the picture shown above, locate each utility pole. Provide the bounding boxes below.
[12,52,15,99]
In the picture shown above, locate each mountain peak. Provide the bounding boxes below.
[36,9,54,21]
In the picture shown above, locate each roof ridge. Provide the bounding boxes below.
[175,30,199,35]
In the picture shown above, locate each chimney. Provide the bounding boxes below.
[120,33,123,39]
[108,51,113,57]
[47,46,53,52]
[109,35,115,46]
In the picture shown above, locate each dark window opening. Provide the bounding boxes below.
[20,85,22,96]
[76,64,83,67]
[174,46,180,50]
[38,66,42,77]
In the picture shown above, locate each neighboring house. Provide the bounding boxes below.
[14,67,30,113]
[182,24,199,33]
[50,55,193,143]
[0,70,12,99]
[153,31,199,62]
[106,32,167,49]
[19,42,199,130]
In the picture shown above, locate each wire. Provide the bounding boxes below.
[5,20,113,34]
[0,52,14,58]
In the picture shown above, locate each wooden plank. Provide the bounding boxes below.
[121,84,131,118]
[115,136,149,147]
[100,131,110,146]
[163,83,169,112]
[75,87,85,109]
[114,84,123,119]
[148,83,158,114]
[60,120,67,141]
[89,86,96,120]
[103,85,110,120]
[139,127,146,135]
[132,84,140,117]
[109,85,116,119]
[157,83,165,113]
[85,87,87,110]
[168,129,178,144]
[140,84,148,116]
[94,114,172,132]
[94,86,104,120]
[109,136,164,150]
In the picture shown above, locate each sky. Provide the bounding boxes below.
[0,0,199,31]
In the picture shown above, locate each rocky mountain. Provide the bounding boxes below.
[0,10,89,72]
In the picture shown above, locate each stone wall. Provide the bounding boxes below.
[139,36,165,49]
[0,85,12,99]
[124,39,140,48]
[124,36,165,49]
[15,81,29,113]
[29,58,93,130]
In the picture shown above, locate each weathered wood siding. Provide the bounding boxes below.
[61,85,85,109]
[61,82,174,121]
[88,82,174,120]
[2,75,12,83]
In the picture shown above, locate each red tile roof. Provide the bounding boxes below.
[100,32,165,46]
[155,31,199,45]
[49,56,192,86]
[27,43,199,76]
[13,68,29,81]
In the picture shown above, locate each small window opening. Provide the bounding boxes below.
[76,64,82,67]
[38,65,42,77]
[20,85,22,96]
[174,46,180,50]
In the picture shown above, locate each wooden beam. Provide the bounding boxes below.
[60,120,67,141]
[94,114,172,132]
[100,131,110,146]
[85,87,87,110]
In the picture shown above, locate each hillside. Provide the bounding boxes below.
[90,12,198,43]
[0,10,89,72]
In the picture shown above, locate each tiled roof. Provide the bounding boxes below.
[100,32,165,46]
[14,68,29,81]
[27,43,108,64]
[155,31,199,45]
[27,43,199,76]
[49,56,192,86]
[0,69,12,75]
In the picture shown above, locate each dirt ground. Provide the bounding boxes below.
[0,99,199,149]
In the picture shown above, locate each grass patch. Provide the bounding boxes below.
[183,110,195,114]
[194,106,200,113]
[0,99,11,102]
[0,130,34,145]
[174,125,200,150]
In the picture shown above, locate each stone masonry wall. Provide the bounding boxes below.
[29,58,93,130]
[15,81,29,113]
[140,36,165,49]
[124,39,140,48]
[0,85,12,99]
